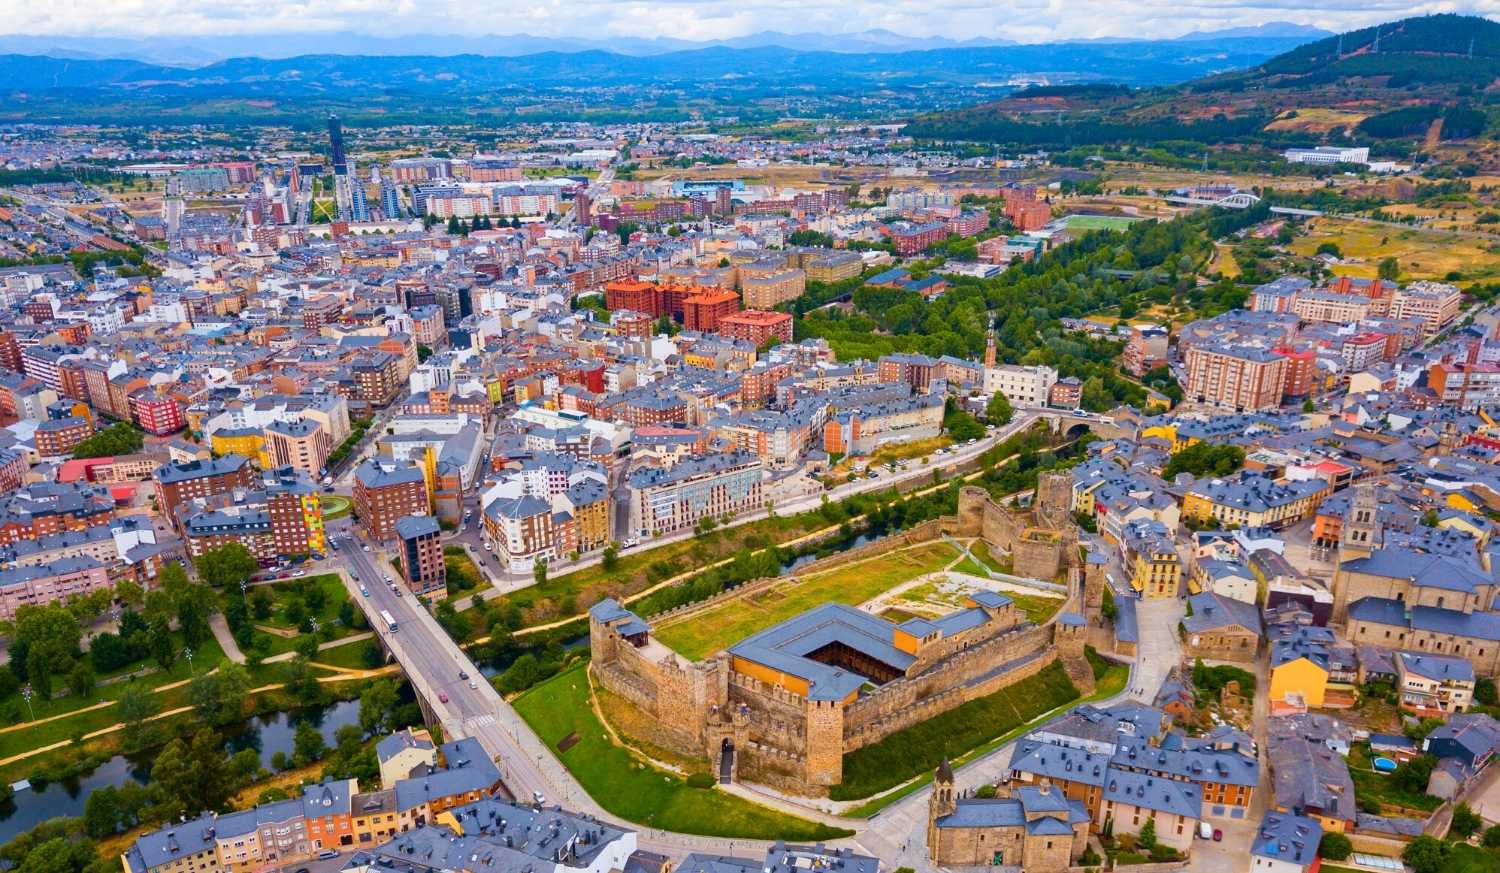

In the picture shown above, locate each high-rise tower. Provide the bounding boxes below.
[328,114,347,175]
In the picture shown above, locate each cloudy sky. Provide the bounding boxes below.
[2,0,1496,42]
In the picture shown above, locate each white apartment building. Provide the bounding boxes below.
[982,364,1058,407]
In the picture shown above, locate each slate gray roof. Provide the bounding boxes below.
[1267,729,1355,823]
[728,602,915,701]
[375,728,434,764]
[366,798,629,873]
[1348,597,1500,642]
[1102,769,1201,819]
[1251,812,1321,868]
[1183,592,1262,636]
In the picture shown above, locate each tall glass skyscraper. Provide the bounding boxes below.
[327,114,347,175]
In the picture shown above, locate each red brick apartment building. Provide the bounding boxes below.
[1183,346,1287,412]
[353,459,430,541]
[719,310,794,348]
[682,290,741,333]
[154,454,258,524]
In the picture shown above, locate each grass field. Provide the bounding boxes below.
[653,541,963,660]
[322,494,352,519]
[314,638,381,670]
[513,666,851,840]
[1208,243,1241,278]
[1348,743,1443,814]
[1062,214,1141,232]
[1289,216,1500,283]
[482,507,834,628]
[830,660,1080,800]
[844,649,1125,816]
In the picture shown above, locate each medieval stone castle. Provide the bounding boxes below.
[588,473,1104,796]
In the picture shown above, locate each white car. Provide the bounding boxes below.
[483,542,492,551]
[362,544,371,552]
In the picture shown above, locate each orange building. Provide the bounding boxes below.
[682,290,741,333]
[719,309,793,347]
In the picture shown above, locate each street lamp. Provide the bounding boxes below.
[183,647,194,673]
[20,685,33,721]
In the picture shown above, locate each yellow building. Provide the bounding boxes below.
[1140,422,1195,452]
[1269,656,1328,709]
[565,484,612,553]
[210,427,270,468]
[1123,521,1180,599]
[1132,546,1181,598]
[1181,476,1328,529]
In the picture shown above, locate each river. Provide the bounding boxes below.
[0,698,362,846]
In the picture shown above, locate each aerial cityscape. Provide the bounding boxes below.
[5,6,1500,873]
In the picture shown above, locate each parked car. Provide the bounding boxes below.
[438,692,448,703]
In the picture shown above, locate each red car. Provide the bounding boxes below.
[1212,829,1222,842]
[438,692,449,703]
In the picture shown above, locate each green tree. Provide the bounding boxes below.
[147,615,175,671]
[1319,831,1352,861]
[1163,443,1246,479]
[293,721,327,766]
[359,679,399,735]
[118,685,158,749]
[151,729,234,819]
[1379,256,1400,281]
[446,215,461,235]
[1402,835,1449,873]
[601,544,619,572]
[84,785,123,837]
[1138,816,1157,850]
[1450,803,1482,840]
[25,647,54,699]
[66,660,95,698]
[1394,754,1437,795]
[188,662,251,725]
[194,544,259,589]
[173,580,219,649]
[72,422,144,459]
[533,560,547,587]
[986,391,1014,425]
[1481,824,1500,848]
[1302,397,1315,413]
[1477,676,1498,706]
[284,656,326,706]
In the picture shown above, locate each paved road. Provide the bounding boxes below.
[447,408,1082,597]
[333,531,787,861]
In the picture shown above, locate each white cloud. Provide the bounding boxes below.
[2,0,1498,42]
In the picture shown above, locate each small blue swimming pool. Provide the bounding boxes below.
[1373,756,1398,772]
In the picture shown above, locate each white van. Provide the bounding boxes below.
[1198,821,1213,840]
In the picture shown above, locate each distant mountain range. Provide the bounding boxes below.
[0,22,1332,66]
[904,14,1500,147]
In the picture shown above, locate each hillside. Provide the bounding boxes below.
[905,14,1500,151]
[0,36,1314,124]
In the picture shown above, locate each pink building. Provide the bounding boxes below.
[0,557,112,621]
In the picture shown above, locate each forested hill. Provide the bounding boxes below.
[905,14,1500,149]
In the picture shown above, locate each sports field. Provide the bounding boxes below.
[1062,214,1142,231]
